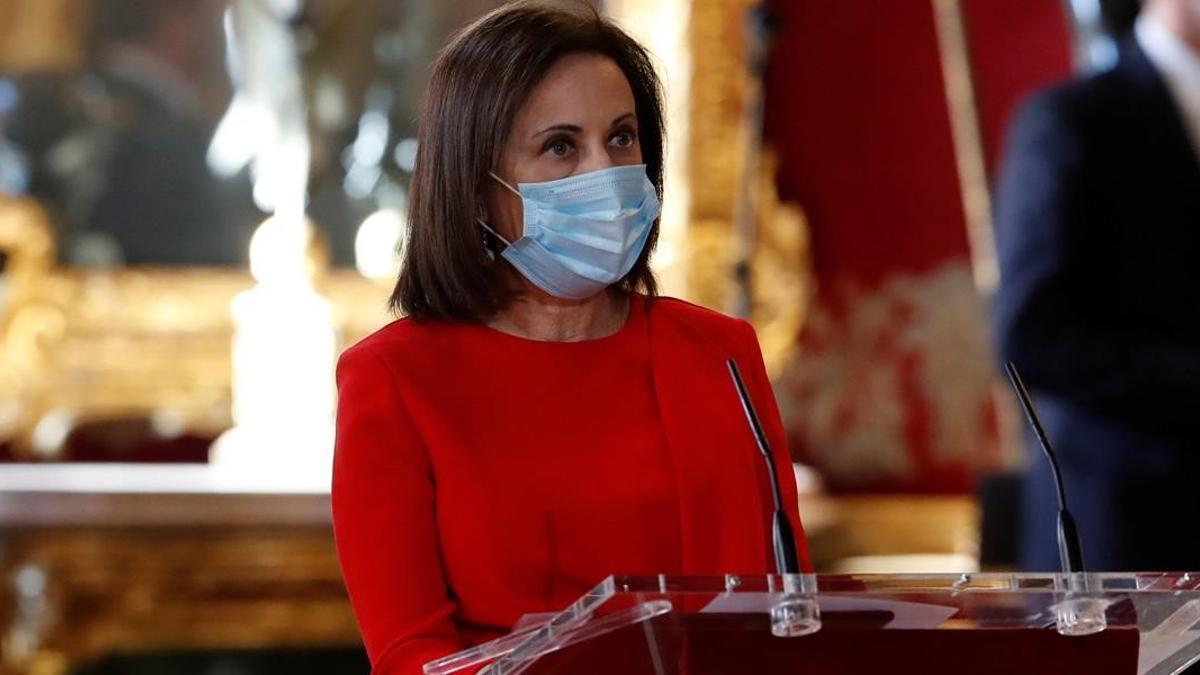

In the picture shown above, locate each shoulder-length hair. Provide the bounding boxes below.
[391,1,664,321]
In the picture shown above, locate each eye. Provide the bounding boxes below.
[543,137,574,157]
[609,128,638,149]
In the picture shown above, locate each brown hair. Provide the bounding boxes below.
[391,1,664,321]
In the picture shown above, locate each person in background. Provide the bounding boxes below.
[994,0,1200,571]
[331,3,811,673]
[83,0,242,265]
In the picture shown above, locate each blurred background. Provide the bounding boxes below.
[0,0,1152,672]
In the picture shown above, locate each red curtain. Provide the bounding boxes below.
[764,0,1071,492]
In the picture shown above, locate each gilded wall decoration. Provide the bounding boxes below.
[0,197,391,459]
[685,0,812,373]
[0,0,87,74]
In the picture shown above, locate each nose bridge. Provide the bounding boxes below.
[575,133,616,175]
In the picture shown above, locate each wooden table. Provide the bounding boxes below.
[0,464,361,675]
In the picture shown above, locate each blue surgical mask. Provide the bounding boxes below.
[478,164,660,300]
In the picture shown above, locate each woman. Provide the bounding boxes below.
[332,3,811,673]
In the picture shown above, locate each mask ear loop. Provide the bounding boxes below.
[477,171,521,261]
[488,171,523,198]
[476,219,509,244]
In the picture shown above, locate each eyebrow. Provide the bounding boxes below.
[533,113,637,138]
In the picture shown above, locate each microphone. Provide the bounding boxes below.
[1003,361,1085,573]
[726,358,801,575]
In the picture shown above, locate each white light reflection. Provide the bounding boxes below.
[355,208,406,281]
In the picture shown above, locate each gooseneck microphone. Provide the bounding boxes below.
[726,358,801,575]
[1003,361,1085,573]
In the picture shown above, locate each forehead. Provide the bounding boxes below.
[513,53,636,129]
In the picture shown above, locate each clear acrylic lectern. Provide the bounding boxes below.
[424,573,1200,675]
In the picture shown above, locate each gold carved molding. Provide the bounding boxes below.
[685,0,752,312]
[746,151,813,378]
[0,198,392,459]
[0,490,357,674]
[685,0,813,376]
[0,0,88,74]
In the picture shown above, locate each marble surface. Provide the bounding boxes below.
[0,463,331,527]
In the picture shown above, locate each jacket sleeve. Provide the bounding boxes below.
[736,320,814,573]
[994,94,1200,440]
[332,345,464,674]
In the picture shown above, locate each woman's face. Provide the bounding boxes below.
[487,53,643,243]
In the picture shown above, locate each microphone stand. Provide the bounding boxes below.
[1004,361,1108,637]
[727,358,819,637]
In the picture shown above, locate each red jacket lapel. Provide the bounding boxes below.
[646,299,778,575]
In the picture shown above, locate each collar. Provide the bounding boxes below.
[1136,13,1200,159]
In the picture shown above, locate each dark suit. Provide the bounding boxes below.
[6,68,249,267]
[994,39,1200,572]
[88,70,246,266]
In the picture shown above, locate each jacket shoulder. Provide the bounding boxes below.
[338,316,444,368]
[650,296,743,327]
[648,296,752,348]
[1014,55,1150,136]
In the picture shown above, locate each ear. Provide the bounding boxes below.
[478,217,498,262]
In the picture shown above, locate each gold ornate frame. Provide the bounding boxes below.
[0,197,392,459]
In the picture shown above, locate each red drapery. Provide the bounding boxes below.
[764,0,1072,492]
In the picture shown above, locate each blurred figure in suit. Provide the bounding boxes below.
[82,0,246,266]
[994,0,1200,571]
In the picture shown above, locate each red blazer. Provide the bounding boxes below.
[332,296,810,674]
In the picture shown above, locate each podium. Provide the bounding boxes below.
[424,573,1200,675]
